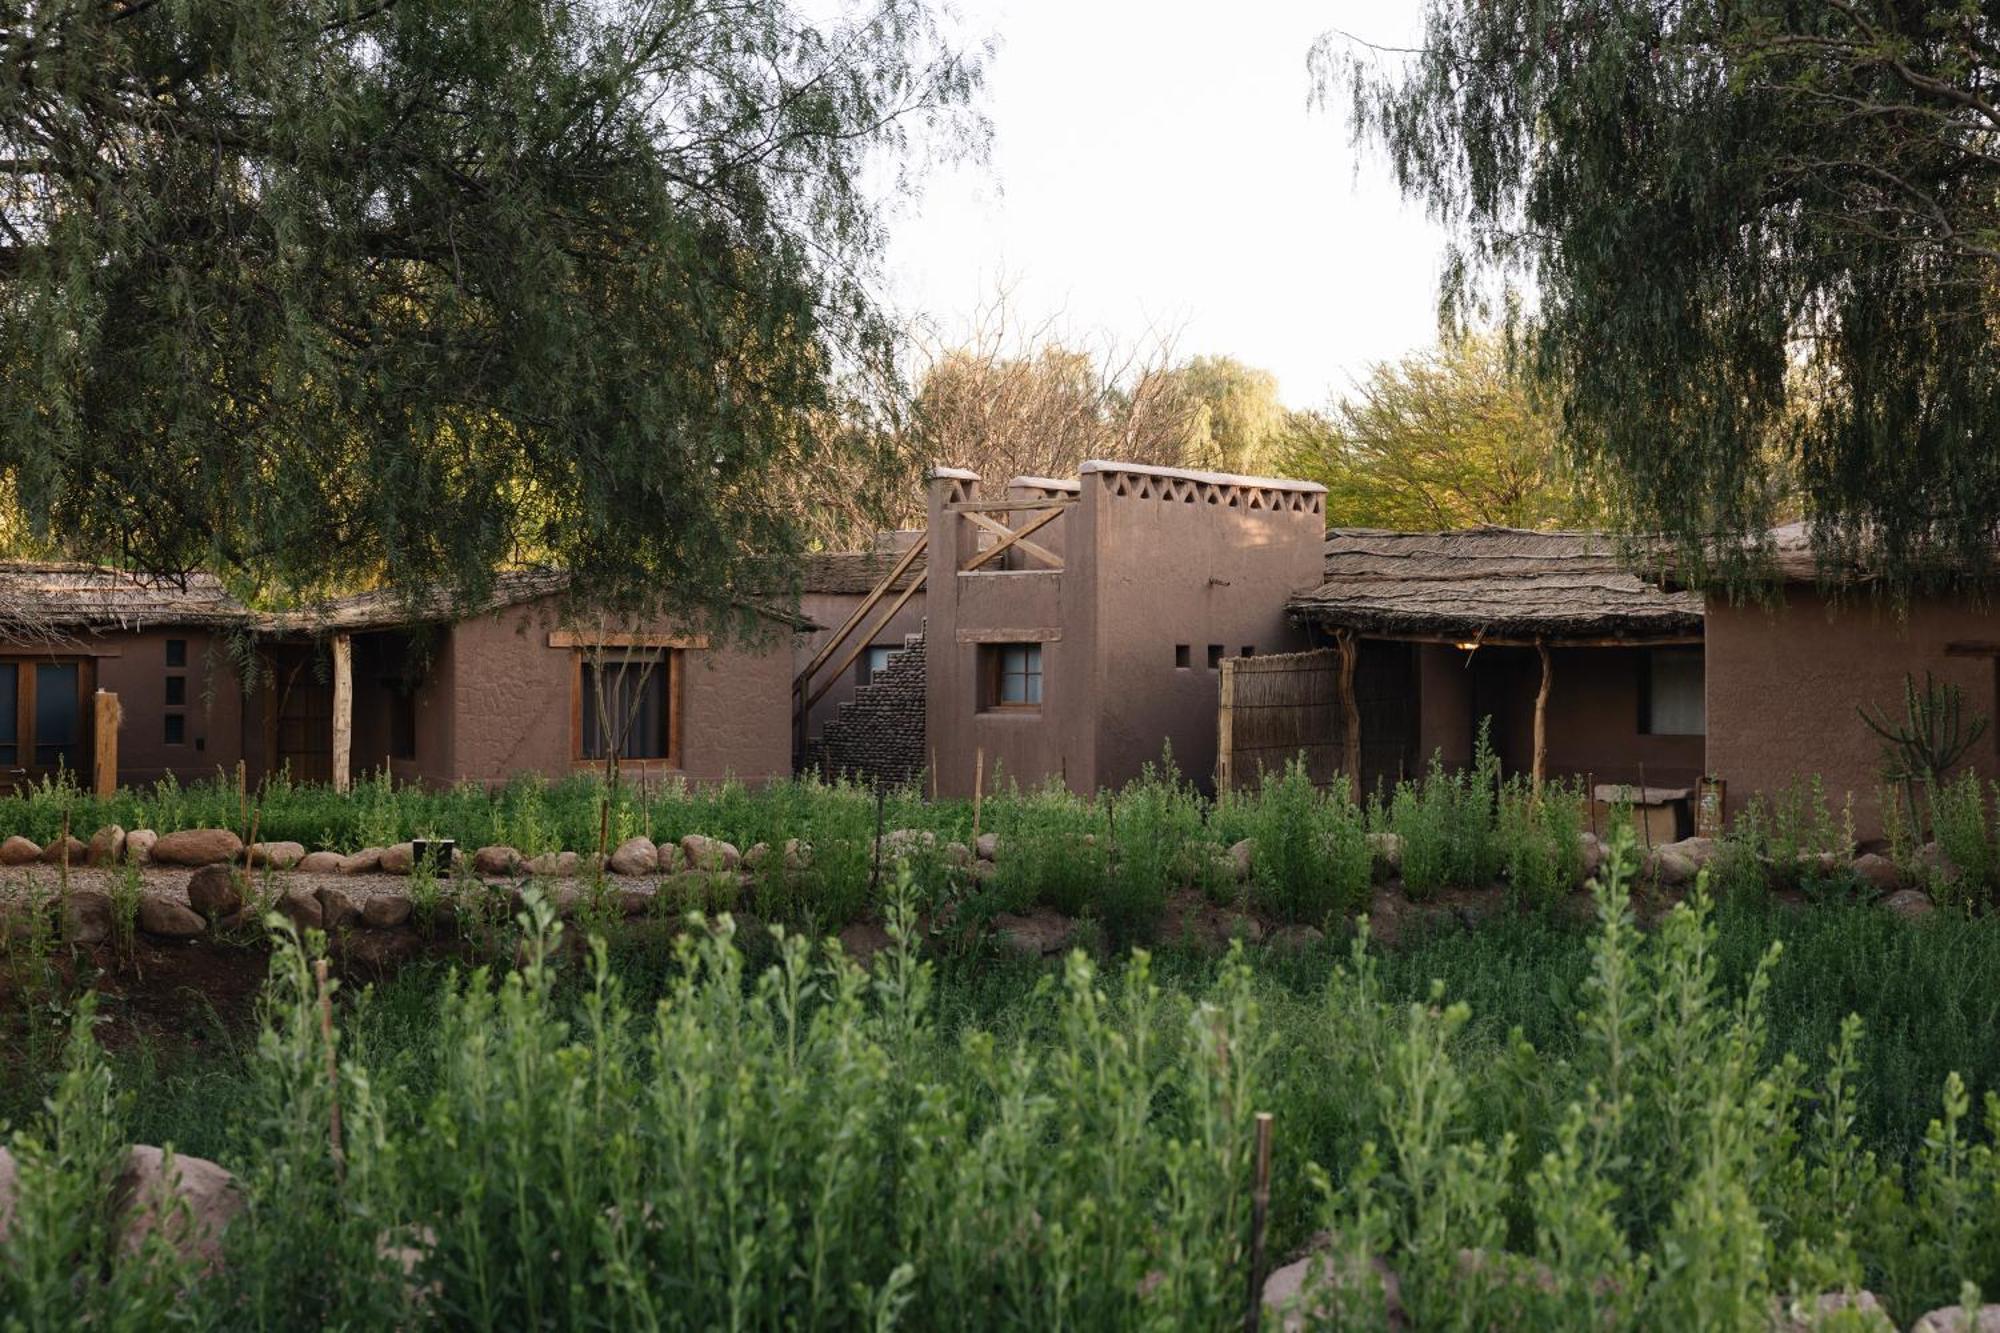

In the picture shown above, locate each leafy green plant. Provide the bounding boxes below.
[1391,724,1502,899]
[1862,671,1990,839]
[1495,777,1585,910]
[1101,758,1203,946]
[1245,759,1370,923]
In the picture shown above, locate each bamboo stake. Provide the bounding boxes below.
[972,746,985,841]
[1245,1111,1275,1333]
[315,958,344,1176]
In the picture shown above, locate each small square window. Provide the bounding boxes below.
[164,714,186,745]
[979,643,1043,710]
[1241,645,1254,658]
[165,639,187,668]
[1207,645,1224,670]
[1174,644,1191,669]
[165,675,186,706]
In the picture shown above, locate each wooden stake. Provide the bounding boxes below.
[1217,657,1236,797]
[330,633,353,794]
[1532,639,1552,795]
[972,746,985,840]
[1245,1111,1275,1333]
[91,690,120,798]
[315,958,344,1175]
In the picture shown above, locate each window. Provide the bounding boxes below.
[165,675,186,707]
[34,663,81,770]
[165,638,187,668]
[1641,649,1705,736]
[164,714,186,745]
[1174,644,1191,669]
[1206,644,1224,670]
[858,645,896,684]
[979,643,1043,710]
[1241,645,1255,658]
[577,650,675,761]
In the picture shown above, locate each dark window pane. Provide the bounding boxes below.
[580,654,668,759]
[165,675,186,706]
[34,663,80,770]
[164,714,186,745]
[389,691,417,760]
[165,639,187,668]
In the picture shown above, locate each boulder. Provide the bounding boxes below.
[974,832,1000,862]
[0,834,39,865]
[944,840,975,869]
[741,841,771,871]
[1882,888,1936,920]
[1771,1291,1892,1333]
[297,850,344,873]
[39,835,88,866]
[1366,831,1403,877]
[362,890,414,929]
[680,835,741,873]
[656,842,686,874]
[1262,1234,1405,1331]
[1266,924,1325,955]
[185,864,244,919]
[1645,846,1699,887]
[1577,832,1606,884]
[151,828,244,868]
[472,845,524,877]
[137,895,205,938]
[62,888,114,945]
[1658,835,1718,868]
[316,884,366,931]
[378,842,415,875]
[339,848,385,876]
[1912,1305,2000,1333]
[527,850,582,878]
[1851,852,1901,893]
[125,829,158,865]
[247,840,306,870]
[614,885,656,917]
[1226,838,1254,881]
[112,1146,242,1271]
[87,824,127,866]
[607,836,659,877]
[993,907,1073,958]
[345,929,423,970]
[278,885,323,931]
[836,920,895,968]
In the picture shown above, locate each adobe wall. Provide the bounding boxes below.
[1084,464,1324,794]
[92,628,248,785]
[1415,643,1475,772]
[1460,645,1704,791]
[1706,587,2000,839]
[445,596,793,787]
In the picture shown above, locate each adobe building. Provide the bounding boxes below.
[0,564,800,794]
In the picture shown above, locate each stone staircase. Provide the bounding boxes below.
[808,632,926,790]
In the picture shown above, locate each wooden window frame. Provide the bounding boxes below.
[978,642,1044,714]
[570,647,684,770]
[0,656,95,783]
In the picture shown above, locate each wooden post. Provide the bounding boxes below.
[972,746,985,840]
[1335,630,1362,795]
[1217,657,1236,797]
[1532,640,1552,794]
[331,633,353,793]
[1245,1111,1275,1333]
[315,958,344,1176]
[91,690,120,798]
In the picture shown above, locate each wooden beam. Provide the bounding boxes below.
[331,633,353,794]
[1216,656,1236,797]
[803,574,929,714]
[1945,641,2000,657]
[946,498,1074,514]
[92,690,120,798]
[954,627,1062,644]
[794,532,928,690]
[1296,626,1702,650]
[1532,639,1553,793]
[959,508,1063,570]
[546,630,710,650]
[961,504,1068,573]
[1335,629,1362,794]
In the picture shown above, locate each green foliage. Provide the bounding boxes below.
[1329,0,2000,589]
[0,0,983,615]
[1101,760,1204,946]
[1495,778,1585,910]
[990,779,1108,917]
[1926,772,1997,908]
[1390,729,1502,899]
[1244,760,1371,923]
[1279,333,1605,530]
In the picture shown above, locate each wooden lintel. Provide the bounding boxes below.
[955,627,1062,644]
[548,631,711,650]
[1945,641,2000,657]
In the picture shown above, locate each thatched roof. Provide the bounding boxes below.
[800,550,924,596]
[0,562,247,634]
[1288,528,1702,642]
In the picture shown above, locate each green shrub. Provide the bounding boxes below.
[1392,725,1502,899]
[1246,760,1370,923]
[1101,759,1203,945]
[1495,777,1585,909]
[990,779,1107,917]
[1927,771,1997,906]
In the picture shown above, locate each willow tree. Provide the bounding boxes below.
[1328,2,2000,588]
[0,0,982,626]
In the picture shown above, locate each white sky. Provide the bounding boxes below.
[880,0,1449,410]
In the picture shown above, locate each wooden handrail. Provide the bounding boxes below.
[961,503,1067,573]
[803,573,928,714]
[794,532,928,691]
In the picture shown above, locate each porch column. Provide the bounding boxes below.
[1532,639,1552,793]
[1335,629,1362,793]
[331,633,353,793]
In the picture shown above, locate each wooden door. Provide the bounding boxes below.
[0,657,94,793]
[263,648,334,785]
